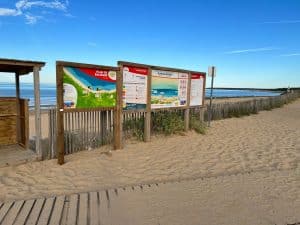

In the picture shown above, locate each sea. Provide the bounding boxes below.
[0,82,282,108]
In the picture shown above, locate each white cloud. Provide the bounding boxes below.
[280,53,300,57]
[224,47,278,54]
[0,8,21,16]
[18,0,67,11]
[261,20,300,24]
[25,14,42,24]
[0,0,69,24]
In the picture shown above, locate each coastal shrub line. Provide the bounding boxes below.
[123,109,207,140]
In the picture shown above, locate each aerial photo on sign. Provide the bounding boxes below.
[190,73,205,106]
[63,67,117,108]
[151,69,188,108]
[123,65,148,110]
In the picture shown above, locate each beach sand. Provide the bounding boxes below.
[1,99,299,200]
[1,98,299,224]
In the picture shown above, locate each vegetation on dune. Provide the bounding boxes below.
[123,110,207,141]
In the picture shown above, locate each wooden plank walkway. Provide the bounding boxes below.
[0,174,299,225]
[0,191,114,225]
[0,185,157,225]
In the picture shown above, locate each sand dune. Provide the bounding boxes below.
[1,99,299,203]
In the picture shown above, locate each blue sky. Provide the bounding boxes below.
[0,0,299,88]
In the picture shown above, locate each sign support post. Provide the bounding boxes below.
[208,66,216,127]
[56,64,65,165]
[114,69,123,149]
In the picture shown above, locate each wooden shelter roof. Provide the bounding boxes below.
[0,58,45,75]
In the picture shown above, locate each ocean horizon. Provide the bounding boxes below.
[0,82,282,108]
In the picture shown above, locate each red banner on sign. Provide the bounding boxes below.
[191,73,205,79]
[124,65,148,75]
[79,68,116,82]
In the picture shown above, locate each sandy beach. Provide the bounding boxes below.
[1,98,299,202]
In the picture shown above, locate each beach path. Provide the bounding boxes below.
[1,99,300,224]
[0,167,299,225]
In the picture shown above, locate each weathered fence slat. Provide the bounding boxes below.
[45,92,299,159]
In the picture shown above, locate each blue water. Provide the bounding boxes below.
[0,82,282,107]
[208,89,281,98]
[152,89,178,97]
[65,67,115,91]
[0,82,56,107]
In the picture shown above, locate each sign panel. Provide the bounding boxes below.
[190,73,205,106]
[123,65,148,109]
[63,66,116,108]
[151,69,188,108]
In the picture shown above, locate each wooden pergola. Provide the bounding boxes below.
[0,58,45,159]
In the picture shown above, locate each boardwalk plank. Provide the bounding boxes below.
[48,196,65,225]
[1,200,24,225]
[78,193,88,225]
[14,199,35,225]
[36,197,55,225]
[66,194,78,225]
[0,202,14,224]
[99,190,111,225]
[89,192,99,225]
[26,198,45,225]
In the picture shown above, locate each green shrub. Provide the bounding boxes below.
[189,115,206,134]
[123,117,144,141]
[151,111,184,135]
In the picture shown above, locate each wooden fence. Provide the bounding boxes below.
[208,92,300,121]
[48,108,114,159]
[45,92,300,160]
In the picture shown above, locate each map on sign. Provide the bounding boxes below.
[63,66,117,108]
[151,69,188,108]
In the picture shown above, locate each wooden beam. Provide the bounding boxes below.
[184,73,192,131]
[117,61,206,75]
[0,58,45,67]
[114,69,123,150]
[33,66,42,159]
[144,67,152,142]
[56,61,118,71]
[15,72,21,144]
[56,64,65,164]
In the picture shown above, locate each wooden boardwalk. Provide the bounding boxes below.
[0,191,110,225]
[0,172,299,225]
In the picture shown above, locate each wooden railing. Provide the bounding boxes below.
[45,92,300,160]
[48,108,114,159]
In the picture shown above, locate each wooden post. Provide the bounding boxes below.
[56,64,65,164]
[144,67,152,142]
[15,72,21,144]
[184,72,191,131]
[114,69,123,150]
[23,99,29,149]
[33,66,42,159]
[200,73,206,122]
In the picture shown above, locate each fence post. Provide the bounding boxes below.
[114,69,123,150]
[101,111,107,145]
[144,67,152,142]
[56,64,65,165]
[184,72,191,131]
